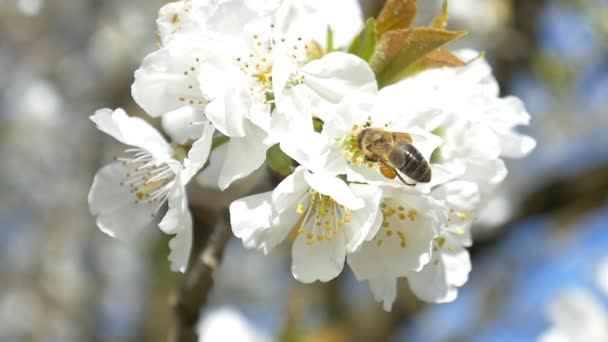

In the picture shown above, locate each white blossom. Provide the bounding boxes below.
[141,0,375,190]
[347,187,449,311]
[540,289,608,342]
[280,91,457,192]
[197,307,274,342]
[229,167,383,283]
[88,108,214,272]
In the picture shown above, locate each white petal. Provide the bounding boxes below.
[161,107,205,144]
[303,172,364,210]
[200,67,249,137]
[271,167,309,209]
[182,122,215,182]
[88,163,156,240]
[301,52,377,104]
[348,219,436,279]
[167,211,193,273]
[291,230,346,283]
[322,93,374,136]
[158,181,189,235]
[498,130,536,158]
[407,236,471,303]
[229,192,277,253]
[463,158,508,193]
[204,0,260,37]
[344,184,382,252]
[433,181,481,213]
[348,192,446,280]
[218,122,271,190]
[90,108,172,161]
[280,130,345,175]
[368,277,398,312]
[131,39,211,117]
[273,0,363,48]
[272,48,298,101]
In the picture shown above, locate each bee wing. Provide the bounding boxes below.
[367,144,393,162]
[406,133,428,143]
[391,132,413,144]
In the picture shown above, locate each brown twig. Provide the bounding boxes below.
[169,215,232,342]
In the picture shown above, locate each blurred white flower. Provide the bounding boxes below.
[17,0,44,16]
[540,288,608,342]
[597,257,608,297]
[230,167,382,283]
[88,108,214,272]
[197,307,273,342]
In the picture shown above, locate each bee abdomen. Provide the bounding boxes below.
[390,144,431,183]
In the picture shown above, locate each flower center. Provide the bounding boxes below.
[235,26,309,107]
[374,200,418,249]
[294,190,351,245]
[340,123,372,166]
[177,55,208,107]
[115,148,175,217]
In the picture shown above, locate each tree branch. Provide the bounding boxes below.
[169,214,232,342]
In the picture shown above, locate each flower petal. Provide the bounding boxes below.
[368,277,398,312]
[303,172,364,210]
[348,192,445,280]
[200,68,249,137]
[280,130,345,175]
[161,107,206,144]
[301,52,377,104]
[218,122,271,190]
[230,192,272,253]
[344,184,382,252]
[167,211,193,273]
[271,167,309,213]
[407,235,471,303]
[131,39,211,117]
[90,108,172,161]
[182,121,215,182]
[291,230,346,283]
[158,180,189,235]
[88,162,156,240]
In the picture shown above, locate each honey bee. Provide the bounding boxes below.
[357,128,431,186]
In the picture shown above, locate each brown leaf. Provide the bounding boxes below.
[370,27,466,87]
[429,0,449,29]
[375,0,417,36]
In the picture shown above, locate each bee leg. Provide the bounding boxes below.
[395,172,416,187]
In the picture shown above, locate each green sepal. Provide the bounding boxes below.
[266,144,294,177]
[348,18,377,61]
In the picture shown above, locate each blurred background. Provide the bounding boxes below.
[1,0,607,341]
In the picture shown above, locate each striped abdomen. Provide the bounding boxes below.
[388,143,431,183]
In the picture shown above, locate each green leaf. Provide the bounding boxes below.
[400,48,465,77]
[266,144,294,177]
[429,0,449,29]
[369,27,467,87]
[376,0,417,36]
[348,18,377,61]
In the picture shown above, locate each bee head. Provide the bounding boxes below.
[358,128,387,151]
